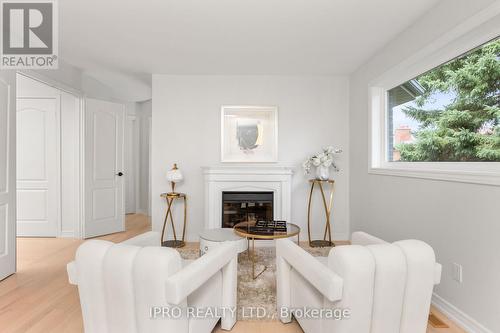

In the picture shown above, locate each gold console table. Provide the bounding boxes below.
[160,192,187,248]
[307,179,335,247]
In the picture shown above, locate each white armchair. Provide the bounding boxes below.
[67,231,238,333]
[276,231,442,333]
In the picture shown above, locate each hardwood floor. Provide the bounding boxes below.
[0,214,466,333]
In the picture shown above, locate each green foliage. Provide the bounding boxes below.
[398,38,500,162]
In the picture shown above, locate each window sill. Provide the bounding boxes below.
[368,166,500,186]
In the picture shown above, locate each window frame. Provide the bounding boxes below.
[369,21,500,186]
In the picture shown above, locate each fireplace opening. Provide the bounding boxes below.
[222,191,274,228]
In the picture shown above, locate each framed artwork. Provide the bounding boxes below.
[221,105,278,162]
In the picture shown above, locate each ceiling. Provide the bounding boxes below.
[59,0,440,79]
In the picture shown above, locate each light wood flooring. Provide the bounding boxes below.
[0,214,466,333]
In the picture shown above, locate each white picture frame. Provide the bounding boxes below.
[221,105,278,163]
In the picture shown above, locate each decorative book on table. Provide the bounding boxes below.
[248,220,288,235]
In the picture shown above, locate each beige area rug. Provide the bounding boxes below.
[177,244,332,321]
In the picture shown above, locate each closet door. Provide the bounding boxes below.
[0,71,16,280]
[16,97,60,237]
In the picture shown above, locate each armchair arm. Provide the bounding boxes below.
[165,242,238,305]
[276,239,343,302]
[121,231,161,247]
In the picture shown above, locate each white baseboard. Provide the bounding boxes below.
[59,231,75,238]
[432,293,492,333]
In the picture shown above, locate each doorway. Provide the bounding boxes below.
[125,115,138,214]
[15,73,129,239]
[16,73,81,238]
[0,72,146,281]
[83,98,126,238]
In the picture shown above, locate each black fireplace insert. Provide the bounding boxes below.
[222,191,273,228]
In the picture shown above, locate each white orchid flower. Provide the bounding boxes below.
[302,146,343,174]
[323,159,333,167]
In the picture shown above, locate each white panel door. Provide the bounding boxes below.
[0,71,16,280]
[16,98,60,237]
[85,98,125,238]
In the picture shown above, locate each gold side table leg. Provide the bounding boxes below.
[181,196,187,242]
[322,181,335,244]
[307,181,316,246]
[168,198,178,243]
[318,182,334,247]
[161,198,174,245]
[308,180,335,248]
[161,195,186,248]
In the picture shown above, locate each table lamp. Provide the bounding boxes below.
[166,163,183,195]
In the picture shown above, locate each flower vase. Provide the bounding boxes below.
[315,165,330,180]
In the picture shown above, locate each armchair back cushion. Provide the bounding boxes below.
[72,240,185,333]
[277,234,440,333]
[394,240,438,333]
[324,245,375,333]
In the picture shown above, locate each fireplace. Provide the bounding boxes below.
[203,166,292,230]
[222,191,274,228]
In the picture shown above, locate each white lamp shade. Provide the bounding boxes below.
[166,168,183,183]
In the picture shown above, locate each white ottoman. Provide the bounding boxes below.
[199,228,248,256]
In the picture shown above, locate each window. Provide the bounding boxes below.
[387,37,499,162]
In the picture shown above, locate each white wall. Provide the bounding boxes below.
[138,100,152,215]
[152,75,350,241]
[24,60,140,103]
[123,100,152,215]
[24,60,84,92]
[349,1,500,332]
[124,106,138,214]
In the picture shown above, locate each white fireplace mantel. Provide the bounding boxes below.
[203,166,294,229]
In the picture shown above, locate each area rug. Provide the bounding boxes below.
[177,244,332,321]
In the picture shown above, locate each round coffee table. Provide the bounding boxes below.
[199,228,248,256]
[233,221,300,279]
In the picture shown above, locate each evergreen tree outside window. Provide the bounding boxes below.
[387,37,500,162]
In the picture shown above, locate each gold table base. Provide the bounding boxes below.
[246,234,300,279]
[233,221,301,279]
[307,179,335,248]
[160,192,187,248]
[248,238,266,279]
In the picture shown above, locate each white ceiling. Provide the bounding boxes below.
[60,0,440,77]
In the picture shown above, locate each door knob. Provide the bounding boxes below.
[116,172,124,177]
